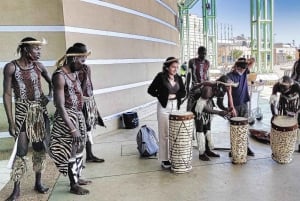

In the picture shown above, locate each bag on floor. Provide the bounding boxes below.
[136,125,158,157]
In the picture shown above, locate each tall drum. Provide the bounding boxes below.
[169,111,194,173]
[230,117,248,164]
[270,116,298,164]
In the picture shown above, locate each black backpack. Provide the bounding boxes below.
[136,125,158,157]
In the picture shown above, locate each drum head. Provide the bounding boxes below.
[230,117,248,125]
[272,116,297,127]
[169,111,194,120]
[230,117,248,121]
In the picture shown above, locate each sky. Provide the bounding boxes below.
[190,0,300,45]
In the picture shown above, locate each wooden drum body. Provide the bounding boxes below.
[270,116,298,164]
[230,117,248,164]
[169,111,194,173]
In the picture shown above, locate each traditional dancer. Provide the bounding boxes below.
[191,75,235,161]
[3,37,52,201]
[49,45,91,195]
[75,42,106,163]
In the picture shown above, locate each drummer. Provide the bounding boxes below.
[191,75,235,161]
[226,58,255,156]
[270,75,300,151]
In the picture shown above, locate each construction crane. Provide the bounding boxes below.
[178,0,217,69]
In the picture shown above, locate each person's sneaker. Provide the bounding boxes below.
[205,150,220,157]
[161,161,171,169]
[247,147,255,156]
[199,153,210,161]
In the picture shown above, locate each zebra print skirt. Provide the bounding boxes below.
[49,109,86,175]
[15,99,48,143]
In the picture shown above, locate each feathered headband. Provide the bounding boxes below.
[55,51,91,67]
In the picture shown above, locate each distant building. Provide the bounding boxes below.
[182,14,204,60]
[274,43,297,65]
[217,34,252,66]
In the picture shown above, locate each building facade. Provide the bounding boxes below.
[0,0,180,133]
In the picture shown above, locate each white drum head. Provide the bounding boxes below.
[272,116,297,127]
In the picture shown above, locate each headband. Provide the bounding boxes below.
[19,38,47,46]
[55,51,91,67]
[164,58,179,64]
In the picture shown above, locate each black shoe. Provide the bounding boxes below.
[298,144,300,153]
[205,150,220,157]
[228,152,232,157]
[161,161,171,169]
[199,153,210,161]
[247,147,255,156]
[86,156,105,163]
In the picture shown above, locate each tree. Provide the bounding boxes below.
[286,55,293,62]
[231,49,243,60]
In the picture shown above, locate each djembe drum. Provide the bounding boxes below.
[270,116,298,164]
[230,117,248,164]
[169,111,194,173]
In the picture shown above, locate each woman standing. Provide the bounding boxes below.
[148,57,186,169]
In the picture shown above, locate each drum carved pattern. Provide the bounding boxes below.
[270,128,297,164]
[230,124,248,164]
[169,118,194,173]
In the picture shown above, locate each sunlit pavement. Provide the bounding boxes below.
[48,85,300,201]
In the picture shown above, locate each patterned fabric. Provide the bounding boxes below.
[189,58,210,85]
[32,150,46,172]
[11,61,43,101]
[194,98,214,133]
[53,70,83,112]
[15,99,48,142]
[49,109,86,175]
[11,156,27,182]
[278,93,300,116]
[82,96,105,129]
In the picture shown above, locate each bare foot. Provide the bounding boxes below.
[5,184,20,201]
[5,192,20,201]
[70,184,89,195]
